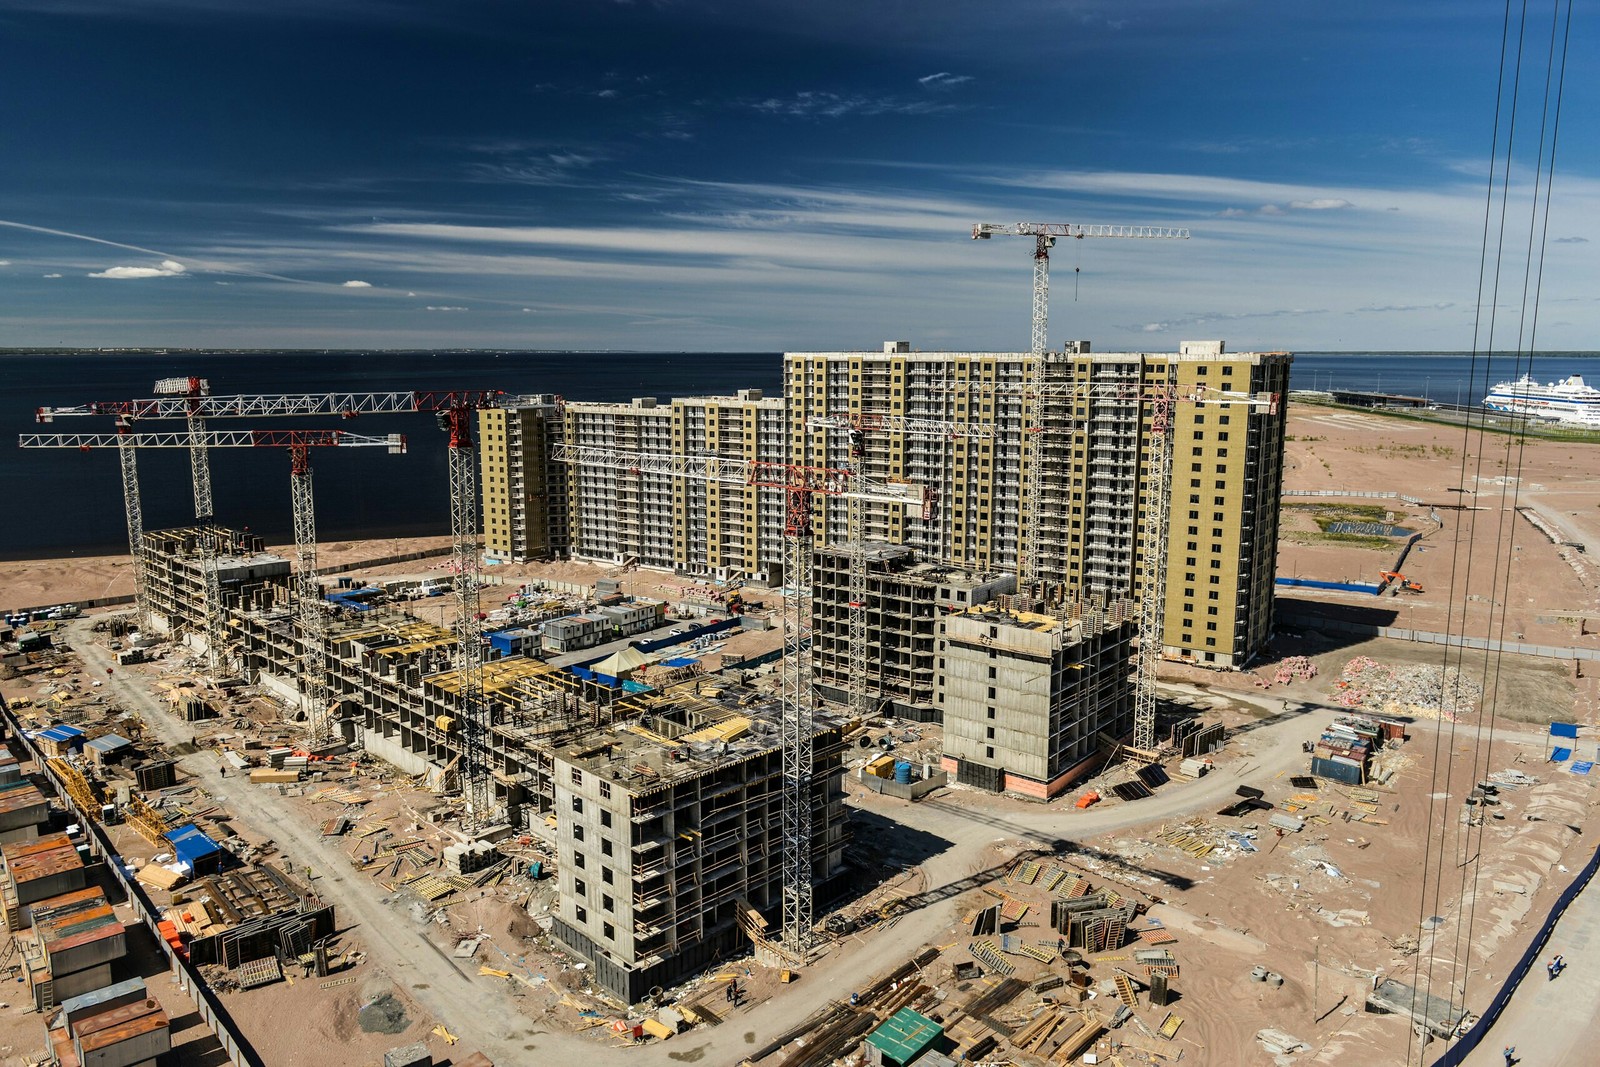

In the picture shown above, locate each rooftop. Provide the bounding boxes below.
[549,697,840,795]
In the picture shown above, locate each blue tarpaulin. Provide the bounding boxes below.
[1551,722,1580,739]
[1551,747,1573,762]
[661,657,698,668]
[1572,761,1593,775]
[166,823,224,875]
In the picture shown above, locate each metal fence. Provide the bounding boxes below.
[1276,611,1600,663]
[0,695,265,1067]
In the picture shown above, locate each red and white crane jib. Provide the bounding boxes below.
[36,389,506,423]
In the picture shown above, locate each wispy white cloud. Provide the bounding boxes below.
[88,259,187,279]
[42,272,62,278]
[918,72,973,89]
[747,91,960,119]
[1553,236,1588,243]
[0,259,10,266]
[341,279,372,287]
[1288,198,1353,210]
[424,305,468,312]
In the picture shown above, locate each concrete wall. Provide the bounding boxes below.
[359,728,436,780]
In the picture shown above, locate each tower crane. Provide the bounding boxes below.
[802,413,989,721]
[970,222,1189,598]
[33,386,504,820]
[19,429,405,732]
[553,443,927,956]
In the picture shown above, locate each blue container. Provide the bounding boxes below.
[894,760,913,784]
[529,860,544,880]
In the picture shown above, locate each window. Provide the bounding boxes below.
[575,878,587,897]
[1207,606,1218,616]
[571,796,583,814]
[987,707,996,719]
[988,665,996,679]
[985,746,995,759]
[603,922,615,940]
[601,839,613,857]
[575,905,587,924]
[600,810,612,829]
[573,825,584,842]
[599,781,611,800]
[603,894,614,912]
[570,768,583,786]
[1206,622,1217,631]
[986,726,995,739]
[987,686,996,699]
[574,851,585,869]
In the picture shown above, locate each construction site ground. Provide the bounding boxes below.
[1,402,1596,1064]
[9,611,1595,1066]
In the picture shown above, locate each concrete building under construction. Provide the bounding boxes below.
[223,587,848,1002]
[810,543,1013,721]
[938,603,1136,799]
[138,528,289,636]
[547,704,847,1001]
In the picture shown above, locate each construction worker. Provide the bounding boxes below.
[1504,1047,1516,1066]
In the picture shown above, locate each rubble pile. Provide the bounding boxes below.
[1333,656,1482,720]
[1255,655,1319,689]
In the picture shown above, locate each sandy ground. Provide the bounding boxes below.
[0,535,456,613]
[1279,404,1600,653]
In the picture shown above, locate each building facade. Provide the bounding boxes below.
[139,528,290,637]
[784,342,1291,667]
[937,604,1135,799]
[548,709,847,1002]
[562,391,788,584]
[478,395,569,563]
[810,543,1013,721]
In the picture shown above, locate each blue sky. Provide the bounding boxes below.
[0,1,1592,352]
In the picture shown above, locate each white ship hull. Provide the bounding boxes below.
[1483,373,1600,423]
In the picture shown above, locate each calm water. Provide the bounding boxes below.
[1,349,1594,561]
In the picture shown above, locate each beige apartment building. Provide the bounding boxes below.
[559,390,789,583]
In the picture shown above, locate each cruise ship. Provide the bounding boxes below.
[1483,373,1600,422]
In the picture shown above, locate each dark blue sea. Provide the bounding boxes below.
[1,349,1595,561]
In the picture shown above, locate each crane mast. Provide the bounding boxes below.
[114,421,153,633]
[555,443,925,955]
[806,413,983,723]
[442,407,493,829]
[970,222,1189,596]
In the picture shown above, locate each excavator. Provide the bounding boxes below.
[1380,571,1424,594]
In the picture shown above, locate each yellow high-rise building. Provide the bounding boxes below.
[478,395,569,563]
[784,341,1291,667]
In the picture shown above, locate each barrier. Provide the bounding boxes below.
[1430,841,1600,1065]
[1275,578,1383,594]
[0,694,265,1067]
[1276,611,1600,662]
